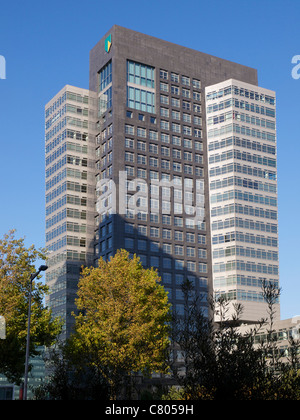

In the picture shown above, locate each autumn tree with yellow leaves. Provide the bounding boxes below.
[68,249,171,399]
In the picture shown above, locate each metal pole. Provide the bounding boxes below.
[23,273,34,400]
[23,265,47,400]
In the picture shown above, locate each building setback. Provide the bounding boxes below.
[45,25,280,338]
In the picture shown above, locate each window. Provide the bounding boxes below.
[125,237,134,249]
[125,124,134,135]
[138,239,147,251]
[182,88,190,98]
[173,162,182,172]
[175,230,183,241]
[161,107,169,117]
[171,72,179,83]
[150,227,159,237]
[172,110,180,120]
[160,69,168,80]
[161,146,170,156]
[137,127,146,138]
[151,241,160,252]
[193,92,201,101]
[161,120,169,130]
[193,79,201,89]
[151,256,159,267]
[160,82,169,92]
[149,143,158,153]
[137,140,146,151]
[99,61,112,92]
[162,229,171,239]
[160,95,169,105]
[161,160,170,169]
[137,154,147,165]
[171,85,180,95]
[182,75,190,86]
[175,245,184,256]
[173,149,181,159]
[186,232,195,242]
[199,263,207,273]
[150,157,158,167]
[198,234,206,244]
[127,86,155,113]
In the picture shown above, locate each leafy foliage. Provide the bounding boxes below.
[0,230,62,384]
[69,249,171,398]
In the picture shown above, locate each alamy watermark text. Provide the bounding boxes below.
[0,55,6,79]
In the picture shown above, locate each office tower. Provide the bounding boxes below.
[205,79,279,322]
[45,26,280,337]
[45,85,97,337]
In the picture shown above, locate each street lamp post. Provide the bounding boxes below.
[23,265,48,400]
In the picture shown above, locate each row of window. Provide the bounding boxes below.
[46,129,88,156]
[46,194,87,217]
[208,122,276,142]
[209,148,276,169]
[125,150,203,164]
[214,274,279,289]
[47,235,86,252]
[207,110,275,130]
[213,260,278,275]
[211,216,277,234]
[206,98,275,118]
[206,85,275,106]
[211,202,277,221]
[160,107,202,125]
[45,91,89,119]
[124,210,206,230]
[125,222,206,242]
[125,139,203,156]
[212,245,278,261]
[212,231,278,247]
[125,164,204,178]
[209,162,276,181]
[123,237,207,258]
[208,135,276,155]
[160,82,201,100]
[210,176,277,194]
[46,180,88,203]
[46,142,88,168]
[125,122,202,139]
[46,221,87,242]
[210,189,277,207]
[215,289,267,304]
[160,94,202,112]
[46,208,86,230]
[125,245,208,273]
[159,69,201,90]
[46,154,88,179]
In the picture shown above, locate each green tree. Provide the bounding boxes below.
[0,230,62,384]
[69,249,171,399]
[170,279,300,400]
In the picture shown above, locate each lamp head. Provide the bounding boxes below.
[38,265,48,272]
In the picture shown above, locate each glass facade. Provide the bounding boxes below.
[206,79,280,321]
[45,86,96,338]
[127,60,155,113]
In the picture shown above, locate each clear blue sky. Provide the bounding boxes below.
[0,0,299,320]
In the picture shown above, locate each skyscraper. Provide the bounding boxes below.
[45,86,97,337]
[45,26,280,337]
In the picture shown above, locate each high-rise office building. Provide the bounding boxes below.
[45,26,280,337]
[45,85,97,337]
[205,79,279,321]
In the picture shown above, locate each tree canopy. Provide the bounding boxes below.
[69,249,171,397]
[0,230,62,384]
